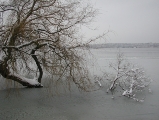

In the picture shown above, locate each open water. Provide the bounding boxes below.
[0,48,159,120]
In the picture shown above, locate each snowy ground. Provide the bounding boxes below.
[0,48,159,120]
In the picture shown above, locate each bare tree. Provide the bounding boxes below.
[0,0,101,89]
[105,53,152,101]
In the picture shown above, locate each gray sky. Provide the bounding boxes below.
[1,0,158,43]
[82,0,159,43]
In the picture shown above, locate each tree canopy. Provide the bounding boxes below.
[0,0,99,90]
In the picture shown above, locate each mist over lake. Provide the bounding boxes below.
[0,48,159,120]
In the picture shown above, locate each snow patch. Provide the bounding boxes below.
[14,73,42,86]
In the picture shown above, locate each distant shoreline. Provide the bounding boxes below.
[89,43,159,48]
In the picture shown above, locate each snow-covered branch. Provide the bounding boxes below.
[105,53,152,101]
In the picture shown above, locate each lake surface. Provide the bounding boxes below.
[0,48,159,120]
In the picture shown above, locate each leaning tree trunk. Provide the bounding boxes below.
[0,44,46,88]
[0,60,43,88]
[31,45,44,83]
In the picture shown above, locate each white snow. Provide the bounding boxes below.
[148,88,152,93]
[95,80,102,87]
[122,90,128,96]
[139,99,144,102]
[23,77,40,85]
[13,73,42,86]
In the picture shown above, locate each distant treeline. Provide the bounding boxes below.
[89,43,159,48]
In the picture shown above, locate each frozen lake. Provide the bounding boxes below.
[0,48,159,120]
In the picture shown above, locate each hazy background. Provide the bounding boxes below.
[82,0,159,43]
[1,0,159,43]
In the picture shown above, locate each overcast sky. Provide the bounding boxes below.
[1,0,158,43]
[82,0,159,43]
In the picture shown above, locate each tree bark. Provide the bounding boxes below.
[0,60,43,88]
[31,44,46,83]
[0,44,46,88]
